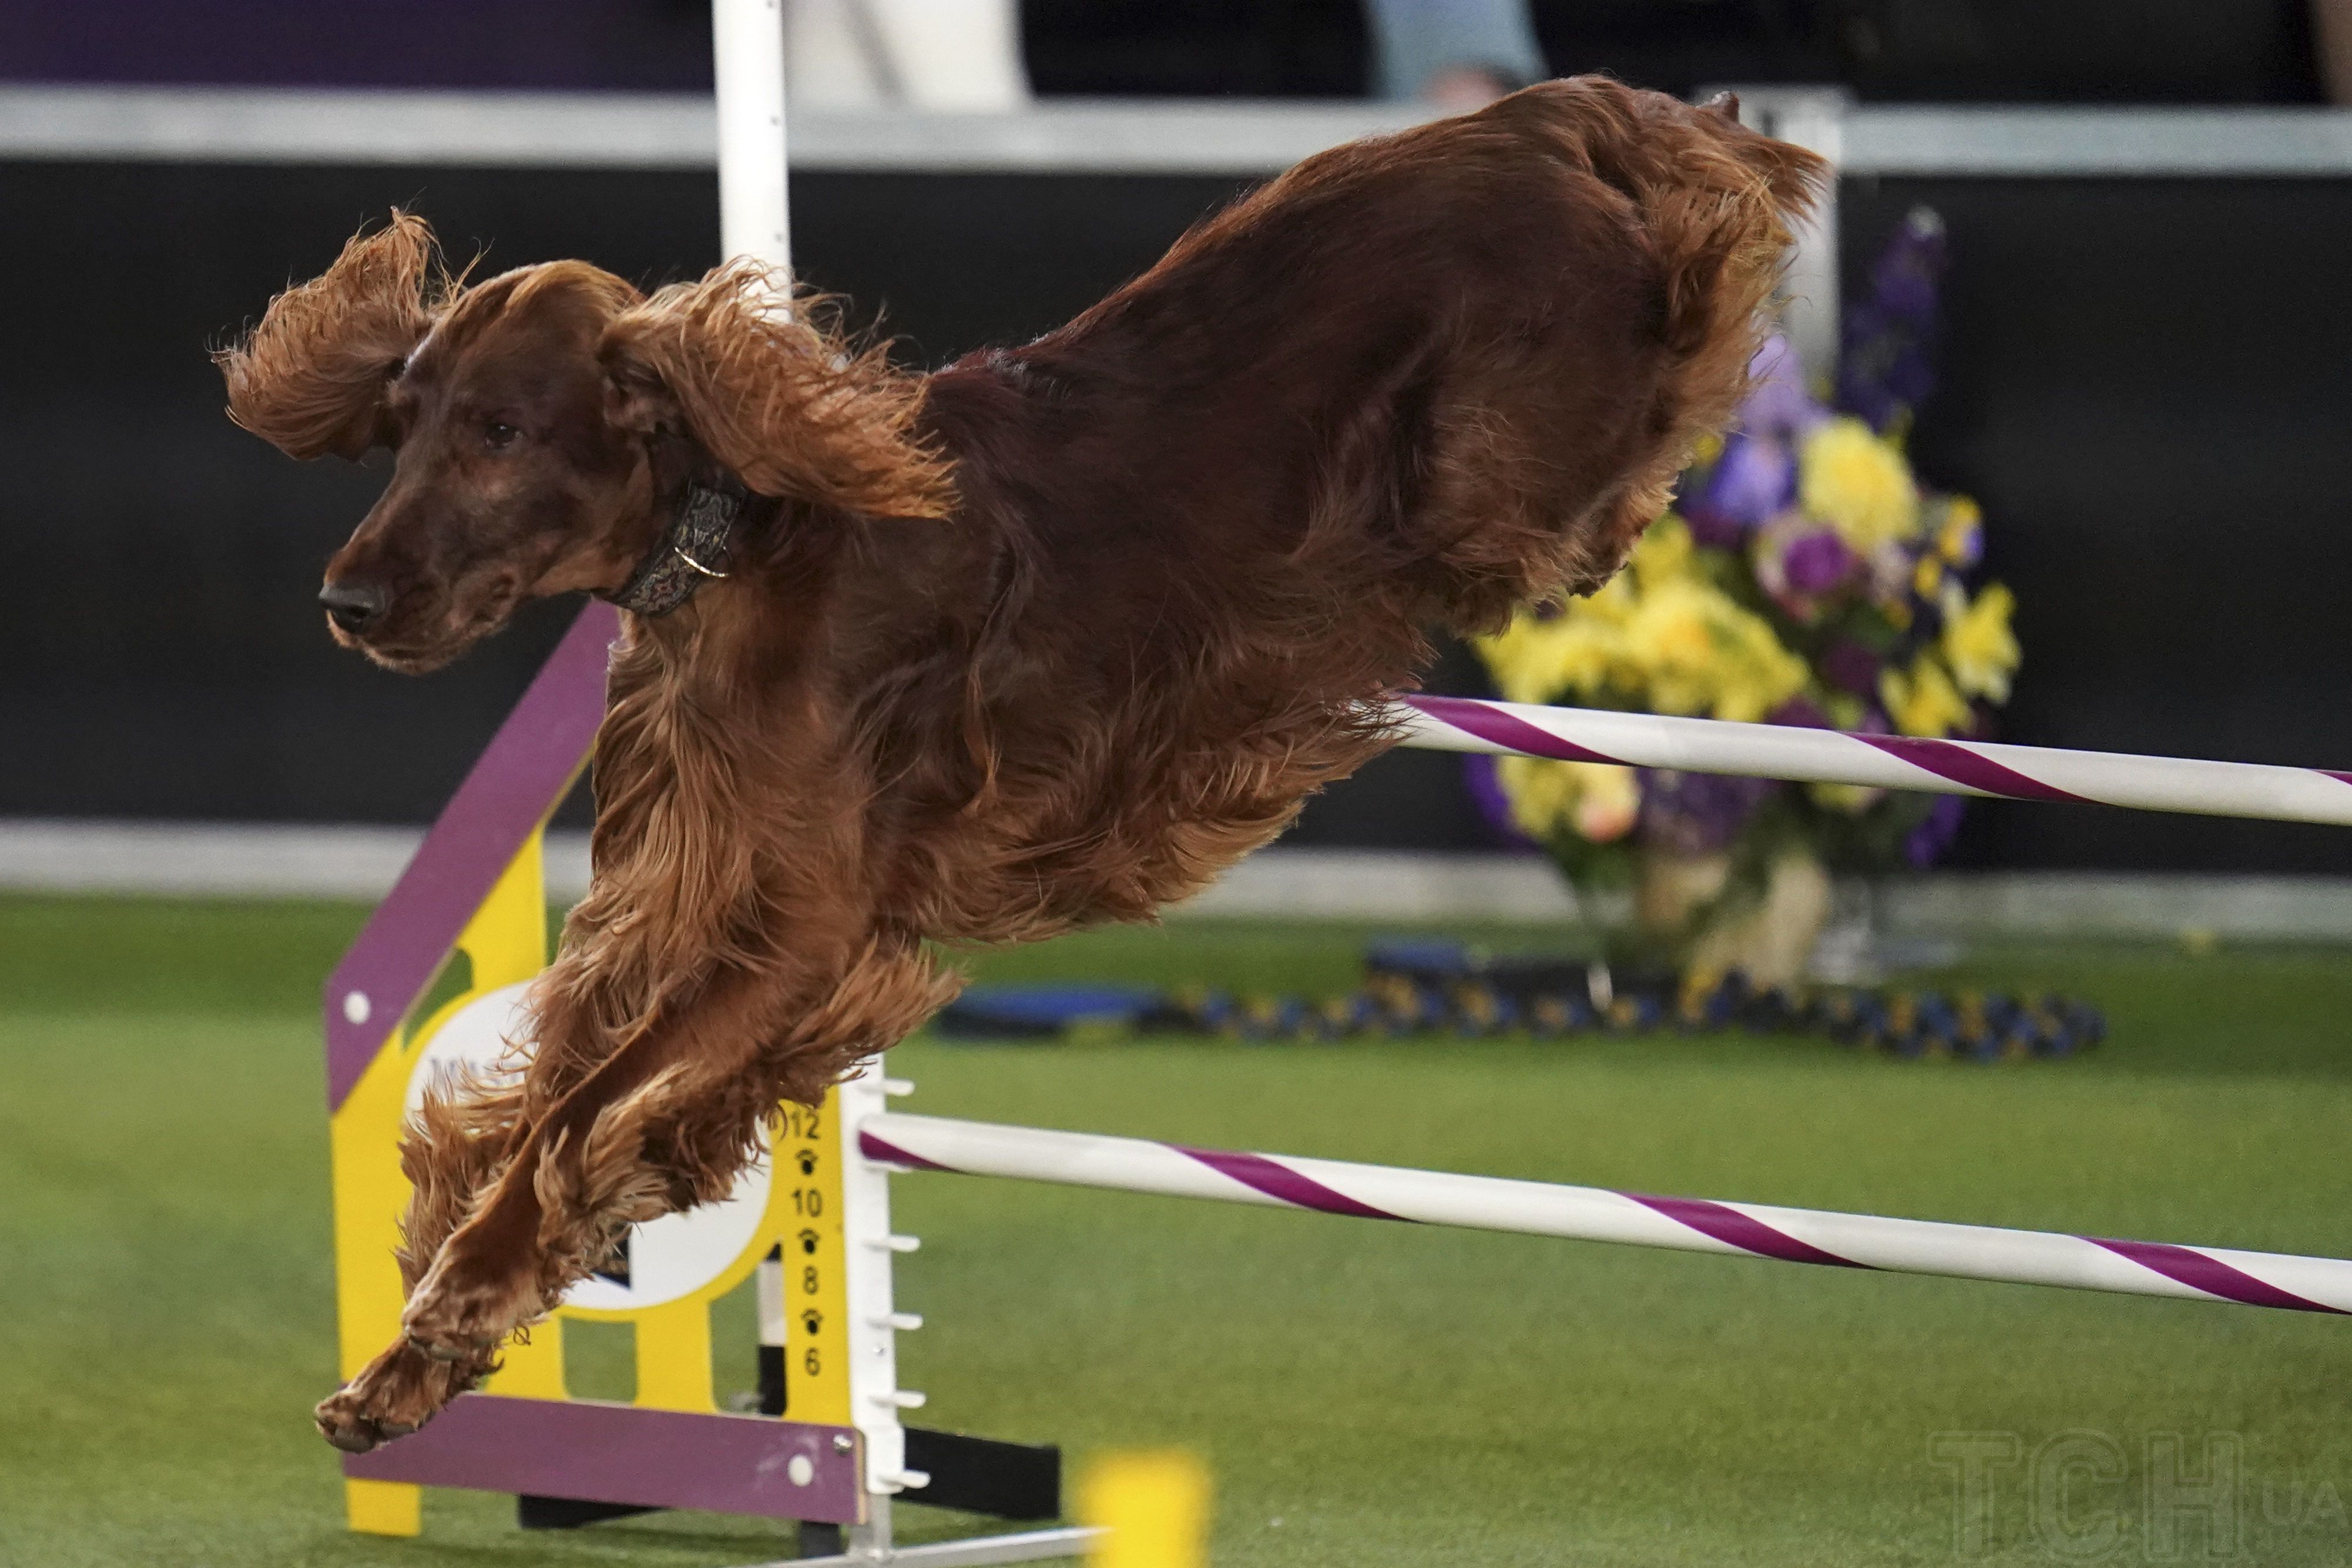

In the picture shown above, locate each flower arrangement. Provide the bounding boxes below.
[1474,210,2019,967]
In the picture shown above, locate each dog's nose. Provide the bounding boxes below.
[318,580,390,634]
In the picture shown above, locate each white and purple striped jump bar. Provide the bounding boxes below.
[1389,695,2352,827]
[860,1113,2352,1315]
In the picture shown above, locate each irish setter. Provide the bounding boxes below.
[219,79,1821,1451]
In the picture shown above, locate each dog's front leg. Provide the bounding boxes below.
[316,962,797,1451]
[392,932,953,1368]
[313,1071,528,1451]
[385,962,774,1365]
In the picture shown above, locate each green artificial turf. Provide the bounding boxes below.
[4,892,2351,1566]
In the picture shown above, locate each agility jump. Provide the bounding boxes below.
[320,597,2352,1564]
[287,2,2352,1562]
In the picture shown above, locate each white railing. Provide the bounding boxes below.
[4,83,2348,177]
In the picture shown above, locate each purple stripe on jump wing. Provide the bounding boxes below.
[857,1130,952,1173]
[2089,1238,2345,1315]
[1400,694,1628,765]
[1625,1193,1868,1269]
[1856,734,2089,804]
[1175,1146,1408,1221]
[323,602,619,1112]
[345,1394,863,1523]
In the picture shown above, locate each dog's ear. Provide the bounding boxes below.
[598,263,956,521]
[216,210,447,460]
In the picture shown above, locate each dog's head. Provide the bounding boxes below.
[219,213,954,671]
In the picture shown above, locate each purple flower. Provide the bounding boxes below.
[1768,696,1833,729]
[1461,753,1541,851]
[1836,207,1948,432]
[1685,429,1795,542]
[1683,507,1747,550]
[1740,336,1829,439]
[1818,638,1882,698]
[1683,335,1833,540]
[1905,792,1968,868]
[1637,768,1777,856]
[1870,209,1947,324]
[1781,530,1856,596]
[1881,343,1935,414]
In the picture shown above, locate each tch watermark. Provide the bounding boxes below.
[1929,1431,2347,1560]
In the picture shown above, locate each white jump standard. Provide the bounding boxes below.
[860,1114,2352,1317]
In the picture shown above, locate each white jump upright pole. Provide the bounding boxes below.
[713,0,791,270]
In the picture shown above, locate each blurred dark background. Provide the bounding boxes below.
[4,2,2350,875]
[10,0,2338,101]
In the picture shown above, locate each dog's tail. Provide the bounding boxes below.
[1366,78,1826,615]
[1643,93,1827,442]
[1518,79,1829,461]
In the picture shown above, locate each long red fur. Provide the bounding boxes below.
[221,79,1823,1450]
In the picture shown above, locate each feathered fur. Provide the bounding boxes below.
[225,80,1824,1452]
[216,210,454,459]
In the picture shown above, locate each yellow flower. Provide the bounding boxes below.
[1880,656,1972,738]
[1629,513,1694,590]
[1622,580,1717,696]
[1942,582,2021,701]
[1572,764,1643,842]
[1475,613,1626,706]
[1621,579,1808,722]
[1935,495,1984,565]
[1576,569,1640,627]
[1799,417,1920,550]
[1498,755,1640,844]
[1479,525,1810,728]
[1713,666,1797,724]
[1810,781,1886,814]
[1911,552,1946,600]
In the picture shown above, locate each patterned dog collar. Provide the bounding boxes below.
[602,481,747,617]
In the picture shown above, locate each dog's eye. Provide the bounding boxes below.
[483,421,522,451]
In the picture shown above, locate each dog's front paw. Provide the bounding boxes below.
[314,1385,402,1453]
[314,1339,480,1452]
